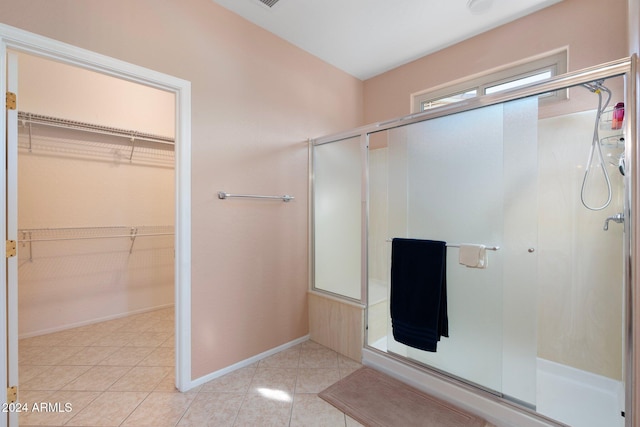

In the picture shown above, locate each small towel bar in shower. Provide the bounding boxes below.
[217,191,294,202]
[385,238,500,251]
[447,243,500,251]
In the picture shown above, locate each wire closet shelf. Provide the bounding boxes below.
[18,111,175,166]
[18,225,175,261]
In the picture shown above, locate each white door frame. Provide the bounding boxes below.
[0,23,193,405]
[3,50,18,427]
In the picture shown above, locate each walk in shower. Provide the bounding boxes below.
[311,58,636,427]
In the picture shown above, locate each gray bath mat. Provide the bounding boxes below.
[319,367,490,427]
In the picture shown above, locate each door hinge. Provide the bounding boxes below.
[7,386,17,404]
[6,92,16,110]
[6,240,16,258]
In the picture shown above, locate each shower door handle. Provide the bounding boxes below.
[603,213,624,231]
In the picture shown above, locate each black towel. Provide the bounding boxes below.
[390,238,448,352]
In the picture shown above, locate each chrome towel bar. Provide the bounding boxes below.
[385,238,499,251]
[217,191,294,202]
[446,243,500,251]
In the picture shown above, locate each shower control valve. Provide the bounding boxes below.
[603,213,624,231]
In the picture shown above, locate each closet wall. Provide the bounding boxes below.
[16,52,176,337]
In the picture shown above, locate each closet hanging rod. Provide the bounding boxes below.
[385,238,499,251]
[218,191,294,202]
[18,111,175,146]
[18,226,174,243]
[19,225,173,231]
[18,226,174,261]
[18,232,174,243]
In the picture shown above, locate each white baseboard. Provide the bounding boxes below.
[18,303,175,339]
[188,335,310,390]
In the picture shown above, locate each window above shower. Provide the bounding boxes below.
[412,50,567,112]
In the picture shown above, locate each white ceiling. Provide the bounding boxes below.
[211,0,562,80]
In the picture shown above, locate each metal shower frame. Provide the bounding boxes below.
[309,55,637,426]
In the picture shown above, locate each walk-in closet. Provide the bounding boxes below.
[15,52,176,339]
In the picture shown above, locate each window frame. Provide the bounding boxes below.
[412,50,568,113]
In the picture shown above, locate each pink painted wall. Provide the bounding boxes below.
[0,0,363,379]
[1,0,633,387]
[364,0,629,125]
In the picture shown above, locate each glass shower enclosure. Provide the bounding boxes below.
[380,98,538,405]
[311,58,635,427]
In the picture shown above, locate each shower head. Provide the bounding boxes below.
[582,80,611,97]
[467,0,493,14]
[582,83,598,92]
[581,80,612,111]
[582,80,607,93]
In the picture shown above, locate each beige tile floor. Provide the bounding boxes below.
[18,307,364,426]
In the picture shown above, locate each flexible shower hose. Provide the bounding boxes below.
[580,82,612,211]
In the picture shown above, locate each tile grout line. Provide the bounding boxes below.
[285,346,302,427]
[117,390,153,427]
[232,362,260,426]
[18,308,172,427]
[19,308,359,427]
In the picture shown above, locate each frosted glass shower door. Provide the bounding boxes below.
[313,136,363,300]
[386,99,538,403]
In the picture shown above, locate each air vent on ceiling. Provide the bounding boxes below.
[258,0,280,7]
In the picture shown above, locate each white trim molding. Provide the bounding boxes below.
[189,335,310,389]
[0,23,193,392]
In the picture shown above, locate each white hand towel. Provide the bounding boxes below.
[458,244,487,269]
